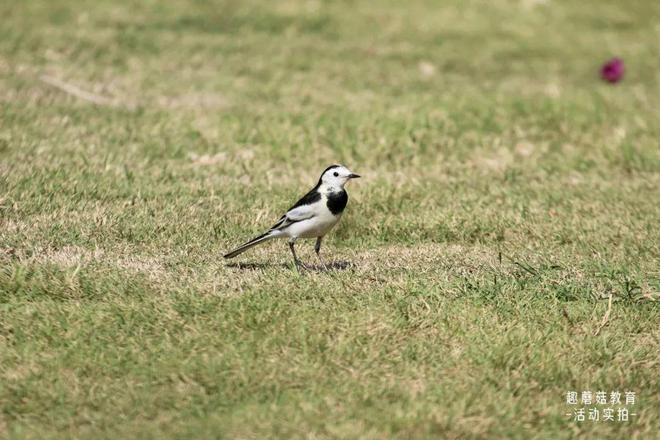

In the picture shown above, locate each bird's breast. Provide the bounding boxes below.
[326,190,348,215]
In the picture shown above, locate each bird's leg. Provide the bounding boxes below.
[289,240,306,271]
[315,237,328,271]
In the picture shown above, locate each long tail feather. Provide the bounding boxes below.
[223,231,278,259]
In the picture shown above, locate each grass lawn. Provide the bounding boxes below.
[1,0,659,438]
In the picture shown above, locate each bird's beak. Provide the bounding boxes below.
[348,173,361,179]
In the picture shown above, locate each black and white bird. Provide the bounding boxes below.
[224,165,360,269]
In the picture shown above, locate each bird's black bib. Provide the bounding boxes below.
[326,190,348,215]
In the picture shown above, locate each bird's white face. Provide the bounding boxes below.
[319,165,360,189]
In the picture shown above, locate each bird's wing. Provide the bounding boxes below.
[270,203,317,230]
[286,204,317,221]
[268,186,322,231]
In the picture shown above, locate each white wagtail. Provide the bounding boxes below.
[224,165,361,269]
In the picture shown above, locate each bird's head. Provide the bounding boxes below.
[319,164,360,190]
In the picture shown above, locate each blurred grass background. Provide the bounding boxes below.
[1,0,659,438]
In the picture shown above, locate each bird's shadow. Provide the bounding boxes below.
[226,260,354,272]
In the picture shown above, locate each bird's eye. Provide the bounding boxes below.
[333,172,339,177]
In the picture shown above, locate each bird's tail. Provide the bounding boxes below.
[223,230,281,259]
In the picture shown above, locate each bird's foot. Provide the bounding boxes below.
[294,260,311,272]
[317,260,330,272]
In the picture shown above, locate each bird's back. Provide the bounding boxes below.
[287,184,322,211]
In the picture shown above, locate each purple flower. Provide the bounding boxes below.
[600,58,624,83]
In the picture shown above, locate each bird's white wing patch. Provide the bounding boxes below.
[285,204,316,221]
[270,204,317,230]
